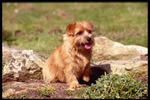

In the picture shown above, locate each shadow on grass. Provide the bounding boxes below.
[79,64,112,85]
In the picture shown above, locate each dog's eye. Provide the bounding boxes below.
[77,31,83,35]
[87,30,92,34]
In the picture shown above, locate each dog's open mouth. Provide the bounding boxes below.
[81,43,92,49]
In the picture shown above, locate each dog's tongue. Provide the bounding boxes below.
[84,43,91,49]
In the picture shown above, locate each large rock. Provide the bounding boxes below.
[2,43,45,82]
[93,36,148,60]
[94,59,147,75]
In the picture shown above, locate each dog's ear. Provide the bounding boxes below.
[83,21,93,31]
[88,22,93,29]
[66,23,76,36]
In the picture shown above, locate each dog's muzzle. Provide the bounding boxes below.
[81,38,93,50]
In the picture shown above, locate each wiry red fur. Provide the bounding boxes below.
[42,21,94,89]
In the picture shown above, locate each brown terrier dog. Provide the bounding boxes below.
[42,21,94,89]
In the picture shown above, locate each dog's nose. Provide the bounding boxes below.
[87,37,91,42]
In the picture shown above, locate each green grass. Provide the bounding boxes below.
[2,2,148,58]
[120,35,148,47]
[38,86,55,96]
[76,74,148,99]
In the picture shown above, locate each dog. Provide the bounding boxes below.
[42,21,95,89]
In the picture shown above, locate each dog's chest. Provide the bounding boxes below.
[74,53,89,70]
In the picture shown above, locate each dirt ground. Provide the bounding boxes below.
[2,79,86,99]
[2,62,148,99]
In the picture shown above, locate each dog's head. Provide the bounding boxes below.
[64,21,95,50]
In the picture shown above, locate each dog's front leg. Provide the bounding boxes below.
[64,66,80,89]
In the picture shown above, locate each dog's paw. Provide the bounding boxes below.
[69,81,80,88]
[66,87,75,91]
[83,76,90,82]
[66,81,82,90]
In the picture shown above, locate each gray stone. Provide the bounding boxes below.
[93,36,148,60]
[95,59,147,75]
[2,44,45,82]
